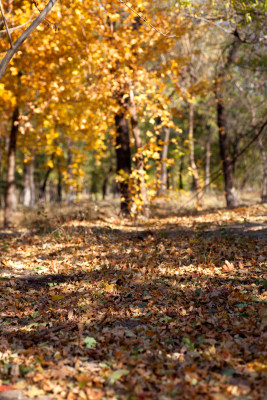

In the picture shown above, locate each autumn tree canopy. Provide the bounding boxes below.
[0,0,266,221]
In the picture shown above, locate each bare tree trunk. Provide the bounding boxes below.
[0,136,3,208]
[251,109,267,204]
[67,139,74,204]
[102,166,112,200]
[179,156,184,190]
[158,127,170,195]
[205,131,211,193]
[215,80,239,207]
[188,102,202,207]
[115,112,131,215]
[4,106,19,227]
[23,156,35,208]
[129,89,149,217]
[215,40,240,208]
[258,136,267,203]
[39,166,52,201]
[57,165,62,203]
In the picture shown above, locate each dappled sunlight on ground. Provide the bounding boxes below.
[0,203,266,399]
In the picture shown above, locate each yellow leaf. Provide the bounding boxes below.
[51,295,65,301]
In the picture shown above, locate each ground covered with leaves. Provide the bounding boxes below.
[0,203,266,400]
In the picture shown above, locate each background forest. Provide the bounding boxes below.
[0,0,266,225]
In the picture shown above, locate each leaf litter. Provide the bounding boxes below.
[0,204,266,399]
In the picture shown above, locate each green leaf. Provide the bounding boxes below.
[83,336,97,349]
[108,369,129,384]
[236,303,248,308]
[31,311,40,319]
[182,337,194,351]
[221,368,235,376]
[197,336,205,346]
[183,337,191,345]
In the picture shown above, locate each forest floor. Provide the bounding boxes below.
[0,199,266,400]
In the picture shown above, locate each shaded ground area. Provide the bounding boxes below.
[0,204,266,399]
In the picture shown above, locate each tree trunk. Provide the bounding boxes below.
[188,102,202,207]
[129,89,149,217]
[102,176,108,200]
[57,165,62,203]
[0,137,3,208]
[158,127,170,195]
[205,131,211,193]
[215,79,239,207]
[102,166,112,200]
[215,40,240,208]
[39,166,52,200]
[67,139,75,204]
[251,110,267,204]
[258,136,267,203]
[179,155,184,190]
[4,106,19,227]
[115,112,131,215]
[23,156,35,208]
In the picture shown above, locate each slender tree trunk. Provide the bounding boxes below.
[205,131,211,193]
[251,110,267,204]
[215,79,239,207]
[115,112,131,215]
[57,166,62,203]
[39,166,52,200]
[23,161,31,207]
[179,156,184,190]
[215,40,240,208]
[158,126,170,195]
[129,89,149,217]
[188,102,202,207]
[102,176,108,200]
[23,156,35,208]
[4,106,19,227]
[67,139,74,204]
[258,136,267,203]
[102,166,112,200]
[0,137,3,208]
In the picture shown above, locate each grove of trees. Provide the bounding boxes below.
[0,0,266,225]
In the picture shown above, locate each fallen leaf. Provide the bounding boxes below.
[222,260,234,272]
[108,369,129,384]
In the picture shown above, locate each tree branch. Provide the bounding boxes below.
[0,0,13,47]
[118,0,177,38]
[0,0,58,80]
[0,19,35,35]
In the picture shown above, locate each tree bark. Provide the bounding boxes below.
[158,127,170,195]
[179,155,184,190]
[215,79,239,207]
[129,89,149,217]
[188,102,202,207]
[39,166,52,200]
[215,40,240,208]
[0,136,3,207]
[66,140,74,204]
[205,131,211,193]
[258,136,267,203]
[23,156,35,208]
[102,166,112,200]
[250,108,267,204]
[115,112,131,215]
[57,165,62,203]
[4,106,19,227]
